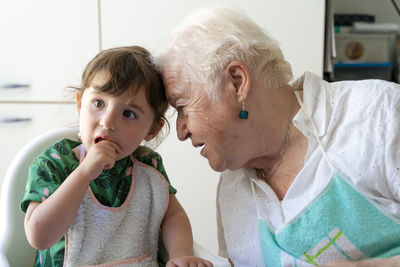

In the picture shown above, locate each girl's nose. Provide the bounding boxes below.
[99,111,116,130]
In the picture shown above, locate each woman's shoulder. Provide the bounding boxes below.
[323,79,400,152]
[321,78,400,130]
[328,79,400,103]
[323,80,400,208]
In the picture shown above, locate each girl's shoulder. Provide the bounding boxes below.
[31,138,81,180]
[35,138,81,167]
[133,146,163,166]
[133,146,175,194]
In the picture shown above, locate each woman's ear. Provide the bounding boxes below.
[76,92,82,116]
[225,61,251,103]
[144,120,165,141]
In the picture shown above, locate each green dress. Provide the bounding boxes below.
[21,138,176,267]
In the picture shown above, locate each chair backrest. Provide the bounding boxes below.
[0,127,79,267]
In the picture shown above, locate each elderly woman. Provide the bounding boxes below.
[156,6,400,267]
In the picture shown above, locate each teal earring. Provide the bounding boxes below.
[239,101,248,119]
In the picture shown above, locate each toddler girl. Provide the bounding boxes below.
[21,46,212,267]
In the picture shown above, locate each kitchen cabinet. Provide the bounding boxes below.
[0,104,78,191]
[0,0,99,102]
[0,0,99,188]
[99,0,326,253]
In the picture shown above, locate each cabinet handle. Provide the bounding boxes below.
[1,84,30,89]
[0,117,32,123]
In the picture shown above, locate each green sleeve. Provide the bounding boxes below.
[133,146,177,194]
[20,139,79,212]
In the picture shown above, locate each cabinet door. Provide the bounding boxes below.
[0,0,99,102]
[0,103,78,189]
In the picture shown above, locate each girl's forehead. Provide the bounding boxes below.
[87,71,144,97]
[125,89,146,104]
[90,71,110,87]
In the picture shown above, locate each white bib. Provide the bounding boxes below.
[64,145,169,266]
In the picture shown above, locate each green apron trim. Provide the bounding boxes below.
[257,172,400,266]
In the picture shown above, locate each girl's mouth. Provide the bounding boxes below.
[94,137,122,153]
[94,137,107,144]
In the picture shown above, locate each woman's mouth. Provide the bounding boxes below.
[199,144,206,157]
[193,142,205,156]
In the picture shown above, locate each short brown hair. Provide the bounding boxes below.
[76,46,169,144]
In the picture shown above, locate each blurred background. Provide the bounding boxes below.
[326,0,400,82]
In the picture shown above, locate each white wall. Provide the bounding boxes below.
[100,0,326,254]
[101,0,326,80]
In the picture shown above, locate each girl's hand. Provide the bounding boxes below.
[79,140,119,181]
[166,256,213,267]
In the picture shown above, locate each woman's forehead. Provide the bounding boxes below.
[163,69,187,96]
[165,84,188,105]
[162,60,208,104]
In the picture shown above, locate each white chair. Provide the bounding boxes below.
[0,127,230,267]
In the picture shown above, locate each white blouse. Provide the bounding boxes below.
[217,72,400,266]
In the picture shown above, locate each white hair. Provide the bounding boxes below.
[155,6,293,102]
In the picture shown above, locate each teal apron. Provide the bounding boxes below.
[250,91,400,266]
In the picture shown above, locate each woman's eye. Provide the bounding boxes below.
[175,99,186,114]
[176,105,183,113]
[93,99,104,108]
[123,110,136,119]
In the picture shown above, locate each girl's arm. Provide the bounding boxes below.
[24,140,118,250]
[161,194,213,267]
[24,166,92,249]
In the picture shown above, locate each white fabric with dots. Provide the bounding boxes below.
[216,72,400,266]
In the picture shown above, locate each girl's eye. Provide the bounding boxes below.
[123,110,136,119]
[93,99,104,108]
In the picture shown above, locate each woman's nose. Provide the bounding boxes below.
[99,110,116,130]
[176,116,190,141]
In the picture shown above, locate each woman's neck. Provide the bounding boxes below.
[245,88,308,200]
